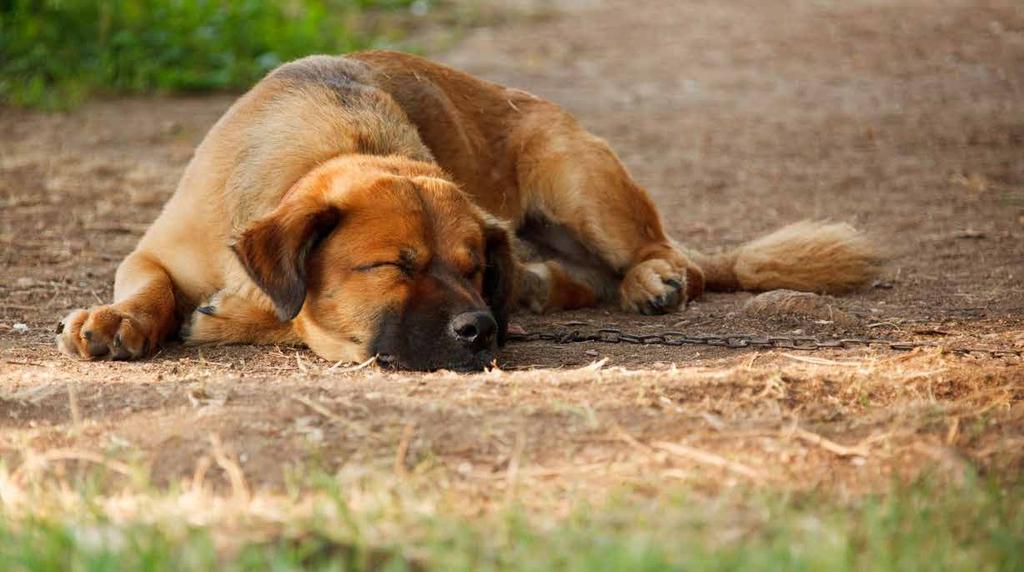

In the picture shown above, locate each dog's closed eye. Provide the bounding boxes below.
[354,248,421,275]
[353,261,421,280]
[354,261,407,272]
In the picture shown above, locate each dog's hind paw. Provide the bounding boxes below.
[619,259,689,315]
[180,291,226,344]
[180,290,291,346]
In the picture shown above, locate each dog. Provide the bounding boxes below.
[56,51,879,371]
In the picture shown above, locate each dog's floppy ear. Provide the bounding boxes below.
[481,217,516,345]
[233,198,341,321]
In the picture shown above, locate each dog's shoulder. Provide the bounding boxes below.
[267,55,376,103]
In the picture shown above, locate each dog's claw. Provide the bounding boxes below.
[645,279,684,315]
[111,334,132,360]
[641,295,666,315]
[621,259,689,315]
[85,336,109,357]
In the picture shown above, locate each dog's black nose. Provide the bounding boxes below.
[449,311,497,352]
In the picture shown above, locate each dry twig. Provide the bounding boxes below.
[12,449,135,483]
[394,423,415,477]
[790,427,869,458]
[611,424,767,482]
[291,394,341,421]
[66,381,82,430]
[651,441,767,482]
[504,431,526,505]
[329,355,377,373]
[209,434,250,503]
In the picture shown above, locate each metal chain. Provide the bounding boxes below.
[506,327,1024,358]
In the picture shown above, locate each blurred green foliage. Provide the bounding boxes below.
[0,0,413,109]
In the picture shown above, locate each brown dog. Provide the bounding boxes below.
[56,51,878,370]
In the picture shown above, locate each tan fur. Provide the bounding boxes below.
[56,51,880,367]
[690,221,880,294]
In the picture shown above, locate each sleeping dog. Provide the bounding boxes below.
[56,51,878,370]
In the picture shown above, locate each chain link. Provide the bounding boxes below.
[506,327,1023,358]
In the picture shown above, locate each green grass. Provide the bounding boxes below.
[0,0,415,109]
[1,475,1021,571]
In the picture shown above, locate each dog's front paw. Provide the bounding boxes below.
[56,306,153,360]
[619,259,687,315]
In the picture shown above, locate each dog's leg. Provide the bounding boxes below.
[516,260,601,313]
[181,289,299,346]
[508,222,610,313]
[56,252,178,359]
[515,113,704,314]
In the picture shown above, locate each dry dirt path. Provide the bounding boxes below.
[1,0,1022,501]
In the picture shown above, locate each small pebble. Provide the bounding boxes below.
[13,323,29,334]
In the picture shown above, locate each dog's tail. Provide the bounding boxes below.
[687,221,881,294]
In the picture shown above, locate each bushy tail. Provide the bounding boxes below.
[689,221,881,294]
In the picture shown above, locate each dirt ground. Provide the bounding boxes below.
[1,0,1023,507]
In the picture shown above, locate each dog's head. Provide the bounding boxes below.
[232,155,515,371]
